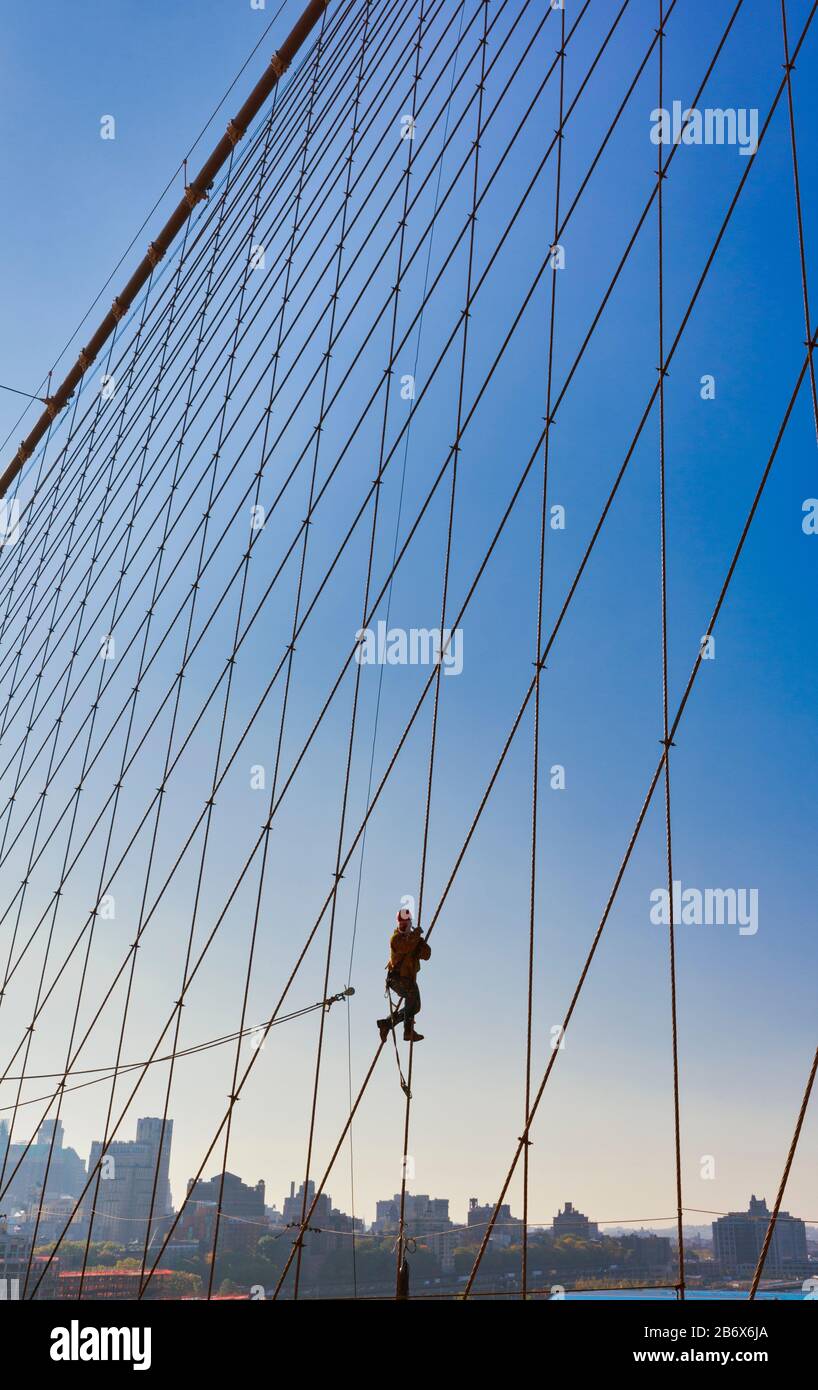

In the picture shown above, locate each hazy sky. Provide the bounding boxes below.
[0,0,816,1254]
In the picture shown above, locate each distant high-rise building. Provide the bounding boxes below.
[184,1171,266,1253]
[0,1118,86,1215]
[282,1181,361,1251]
[466,1196,523,1246]
[552,1201,599,1240]
[80,1117,173,1248]
[712,1195,808,1275]
[373,1193,451,1237]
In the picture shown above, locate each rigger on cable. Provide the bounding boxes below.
[377,906,431,1046]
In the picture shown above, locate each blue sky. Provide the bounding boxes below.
[0,0,816,1254]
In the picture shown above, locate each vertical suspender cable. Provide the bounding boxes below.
[394,0,488,1300]
[522,0,565,1301]
[656,0,685,1302]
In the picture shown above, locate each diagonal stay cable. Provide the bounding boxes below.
[748,1040,818,1298]
[779,0,818,446]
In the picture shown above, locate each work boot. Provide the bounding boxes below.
[403,1027,424,1043]
[377,1018,391,1043]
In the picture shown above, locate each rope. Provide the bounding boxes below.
[0,991,351,1106]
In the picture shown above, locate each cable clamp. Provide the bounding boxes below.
[111,296,126,322]
[147,242,165,267]
[77,348,94,372]
[226,118,246,146]
[15,440,32,463]
[43,396,60,419]
[270,50,290,78]
[184,183,208,210]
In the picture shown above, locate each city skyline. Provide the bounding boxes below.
[3,1110,817,1244]
[0,0,815,1297]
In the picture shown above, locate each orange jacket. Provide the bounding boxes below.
[388,927,431,981]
